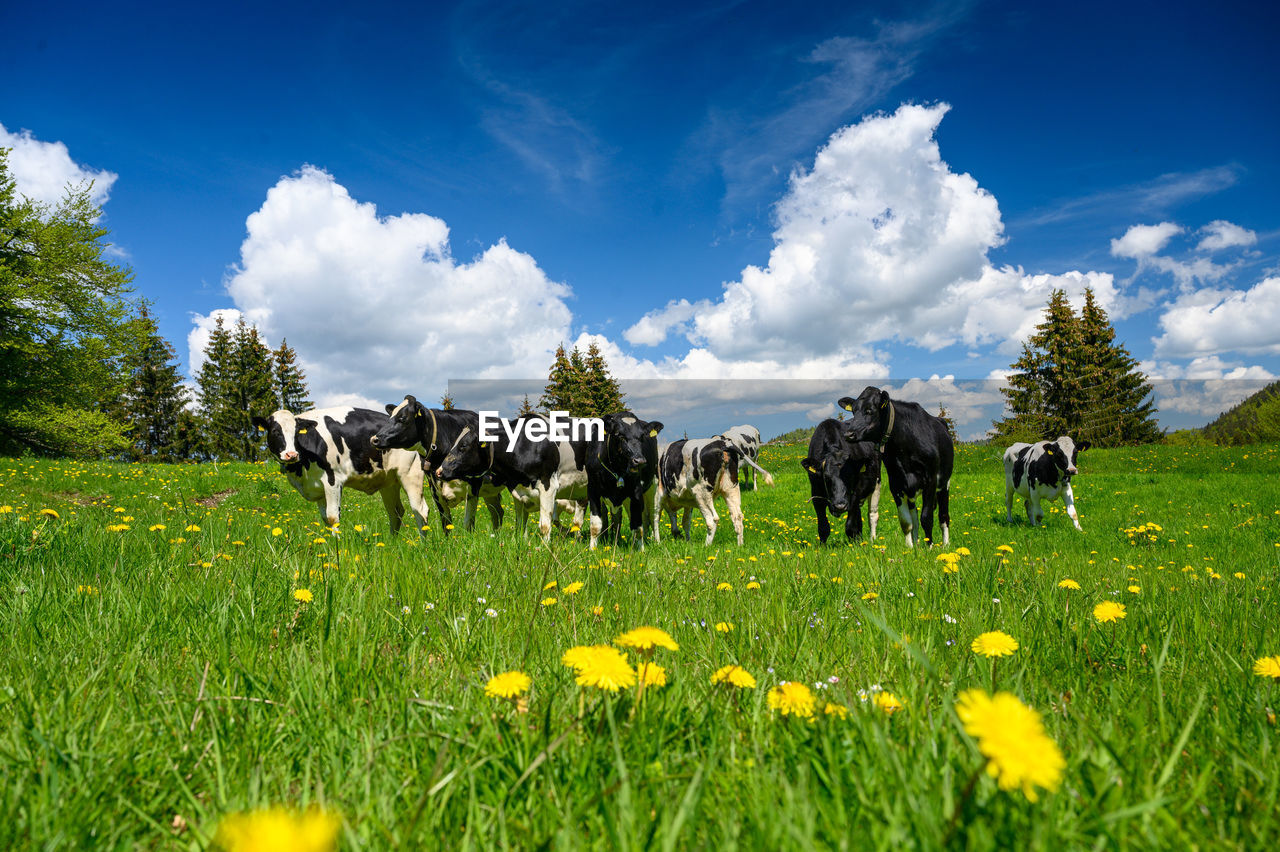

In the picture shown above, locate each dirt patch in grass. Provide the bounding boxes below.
[195,488,237,507]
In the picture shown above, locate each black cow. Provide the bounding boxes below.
[1003,437,1088,530]
[800,419,881,543]
[837,387,953,547]
[654,437,745,545]
[370,395,503,533]
[253,407,431,536]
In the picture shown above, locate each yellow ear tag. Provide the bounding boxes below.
[257,426,265,432]
[298,429,308,434]
[841,403,852,411]
[649,429,658,437]
[1046,448,1054,455]
[479,442,487,448]
[807,465,817,473]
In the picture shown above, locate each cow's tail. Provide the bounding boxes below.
[742,453,775,487]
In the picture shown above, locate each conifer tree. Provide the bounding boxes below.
[440,390,456,410]
[230,319,276,461]
[993,289,1086,441]
[1077,288,1160,445]
[517,394,536,416]
[540,344,585,413]
[583,340,626,416]
[273,338,310,412]
[117,302,189,459]
[195,315,238,459]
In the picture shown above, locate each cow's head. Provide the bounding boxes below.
[437,427,485,481]
[371,395,422,450]
[1047,436,1087,476]
[801,439,877,515]
[836,387,890,442]
[253,410,322,464]
[603,413,664,472]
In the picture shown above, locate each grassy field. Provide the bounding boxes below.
[1,442,1279,849]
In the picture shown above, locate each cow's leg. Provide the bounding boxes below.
[895,493,915,548]
[920,483,937,547]
[695,489,718,545]
[844,505,863,541]
[585,486,605,549]
[429,484,454,536]
[938,479,951,545]
[1029,492,1043,527]
[628,494,646,549]
[722,485,744,546]
[814,497,831,544]
[868,478,881,541]
[538,483,558,543]
[1005,480,1016,524]
[321,482,342,531]
[681,507,693,541]
[1062,483,1082,531]
[380,485,405,536]
[461,489,479,531]
[1024,498,1034,526]
[484,494,504,531]
[400,472,432,539]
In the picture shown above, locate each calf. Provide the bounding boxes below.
[718,425,775,491]
[370,395,503,533]
[563,412,664,549]
[801,419,881,543]
[837,387,953,547]
[253,407,431,536]
[1004,437,1087,530]
[653,437,745,545]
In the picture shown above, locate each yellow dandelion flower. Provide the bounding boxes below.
[39,508,60,519]
[1253,656,1280,680]
[971,631,1019,658]
[543,580,558,591]
[1127,585,1141,594]
[0,506,12,514]
[1234,572,1246,579]
[293,588,314,603]
[540,597,557,606]
[746,581,761,590]
[591,605,604,616]
[214,805,341,852]
[710,665,757,689]
[714,622,734,633]
[955,689,1065,802]
[875,692,905,714]
[824,702,850,720]
[185,524,200,532]
[614,626,679,652]
[767,681,816,718]
[636,662,667,688]
[571,646,636,692]
[996,544,1014,553]
[271,527,283,536]
[956,546,971,556]
[485,670,532,699]
[862,591,879,601]
[1057,579,1081,590]
[563,581,584,595]
[561,644,612,671]
[106,523,130,532]
[149,524,166,532]
[716,582,733,591]
[1093,601,1127,623]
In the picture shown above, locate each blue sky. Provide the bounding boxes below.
[3,0,1277,438]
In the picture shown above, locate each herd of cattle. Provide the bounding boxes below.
[252,386,1089,549]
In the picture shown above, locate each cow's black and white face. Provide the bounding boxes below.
[437,427,483,480]
[836,387,889,442]
[253,410,300,463]
[1048,436,1084,476]
[603,413,664,472]
[801,450,852,514]
[372,395,421,450]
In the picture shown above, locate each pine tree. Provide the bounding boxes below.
[273,338,310,413]
[540,344,585,414]
[117,302,189,460]
[195,315,238,459]
[440,390,456,410]
[993,289,1087,441]
[517,394,536,416]
[1077,288,1161,446]
[583,341,626,416]
[230,319,276,461]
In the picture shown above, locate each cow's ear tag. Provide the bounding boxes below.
[1046,448,1054,455]
[806,465,817,473]
[479,441,487,448]
[649,429,658,437]
[298,428,308,434]
[257,426,265,433]
[841,402,852,411]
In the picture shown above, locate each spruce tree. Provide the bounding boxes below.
[583,341,626,416]
[517,394,536,416]
[540,344,585,413]
[1078,288,1161,446]
[994,289,1087,441]
[230,319,277,461]
[273,338,311,412]
[118,302,189,459]
[195,315,238,459]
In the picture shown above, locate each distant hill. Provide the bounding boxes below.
[1196,380,1280,445]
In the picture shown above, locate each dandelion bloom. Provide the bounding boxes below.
[591,605,604,616]
[996,544,1014,553]
[746,581,761,590]
[614,626,679,652]
[543,580,557,591]
[271,527,283,537]
[767,681,816,718]
[293,588,314,603]
[636,662,667,688]
[485,670,532,699]
[711,665,756,689]
[1253,656,1280,680]
[714,622,734,633]
[955,689,1065,802]
[214,806,340,852]
[824,702,850,720]
[1057,579,1081,590]
[39,508,60,519]
[971,631,1019,658]
[1093,601,1127,623]
[862,591,879,601]
[955,547,971,556]
[561,644,611,671]
[540,597,557,606]
[716,582,733,591]
[875,692,905,714]
[563,581,584,595]
[571,646,636,692]
[1127,585,1141,594]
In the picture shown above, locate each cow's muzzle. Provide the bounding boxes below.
[281,451,299,462]
[1066,466,1078,476]
[369,434,382,447]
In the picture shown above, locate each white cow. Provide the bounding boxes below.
[718,425,775,490]
[653,437,745,545]
[1003,436,1088,530]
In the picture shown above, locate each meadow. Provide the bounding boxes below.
[1,441,1278,849]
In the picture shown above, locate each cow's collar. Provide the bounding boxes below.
[878,402,896,451]
[426,408,438,451]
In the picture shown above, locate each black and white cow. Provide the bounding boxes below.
[837,387,953,547]
[437,411,663,549]
[370,395,504,533]
[253,407,431,536]
[653,437,745,545]
[801,419,881,543]
[1003,437,1088,530]
[718,425,775,491]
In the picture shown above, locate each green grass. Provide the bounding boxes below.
[1,443,1279,849]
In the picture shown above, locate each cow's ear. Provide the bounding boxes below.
[879,389,891,409]
[252,416,270,432]
[385,404,397,415]
[647,421,664,437]
[404,394,418,407]
[837,396,855,412]
[1077,441,1091,452]
[294,420,324,457]
[800,457,817,473]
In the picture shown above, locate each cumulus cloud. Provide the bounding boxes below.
[190,166,573,408]
[1144,356,1276,417]
[0,123,116,210]
[1110,222,1182,259]
[1196,219,1257,252]
[629,103,1125,360]
[1154,276,1280,358]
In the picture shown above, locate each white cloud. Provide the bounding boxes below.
[1143,356,1275,417]
[0,123,116,210]
[190,166,573,408]
[1110,222,1182,259]
[186,308,245,376]
[629,103,1124,360]
[1196,219,1257,252]
[1154,276,1280,358]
